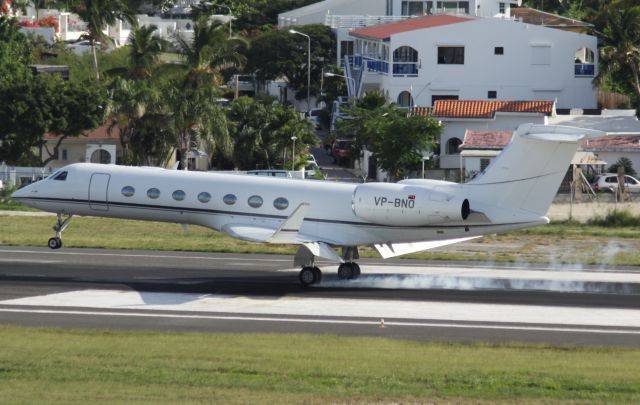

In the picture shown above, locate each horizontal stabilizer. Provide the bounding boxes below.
[374,236,480,259]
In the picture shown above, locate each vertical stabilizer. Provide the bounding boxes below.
[465,124,604,216]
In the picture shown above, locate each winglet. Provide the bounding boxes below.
[268,202,310,243]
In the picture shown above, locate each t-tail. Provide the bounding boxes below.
[464,123,605,219]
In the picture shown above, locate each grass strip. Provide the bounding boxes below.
[2,215,640,265]
[0,325,639,404]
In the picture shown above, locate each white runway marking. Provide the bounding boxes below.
[0,307,638,335]
[2,289,640,329]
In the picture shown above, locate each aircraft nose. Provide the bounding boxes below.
[11,184,32,199]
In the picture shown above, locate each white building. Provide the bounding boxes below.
[416,99,554,170]
[348,14,597,109]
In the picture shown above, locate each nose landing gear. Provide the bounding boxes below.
[48,213,73,250]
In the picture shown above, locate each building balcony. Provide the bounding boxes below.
[352,55,389,75]
[324,15,410,29]
[393,63,418,76]
[575,63,595,77]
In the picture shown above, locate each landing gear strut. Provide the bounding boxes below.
[48,213,73,250]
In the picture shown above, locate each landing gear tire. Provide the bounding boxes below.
[338,262,355,280]
[352,263,361,279]
[299,266,322,287]
[48,237,62,250]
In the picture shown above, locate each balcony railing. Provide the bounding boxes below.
[324,14,410,29]
[575,63,595,77]
[352,55,389,74]
[393,63,418,76]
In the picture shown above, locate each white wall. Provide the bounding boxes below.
[388,0,520,17]
[279,0,386,27]
[356,17,597,109]
[438,113,547,169]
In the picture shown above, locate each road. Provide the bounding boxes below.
[0,246,639,346]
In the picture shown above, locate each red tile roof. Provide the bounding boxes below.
[460,130,513,150]
[433,100,555,119]
[350,14,474,40]
[582,135,640,150]
[44,121,120,142]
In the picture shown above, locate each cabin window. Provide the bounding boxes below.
[273,197,289,210]
[121,186,135,197]
[147,188,160,199]
[248,195,263,208]
[53,171,68,181]
[198,192,211,203]
[223,194,237,205]
[172,190,186,201]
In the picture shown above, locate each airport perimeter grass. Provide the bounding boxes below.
[0,325,639,404]
[2,215,640,265]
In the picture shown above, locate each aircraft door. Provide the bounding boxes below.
[89,173,110,211]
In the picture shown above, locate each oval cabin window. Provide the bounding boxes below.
[172,190,186,201]
[121,186,135,197]
[147,188,160,199]
[198,192,211,203]
[248,195,263,208]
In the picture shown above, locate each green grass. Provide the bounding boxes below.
[2,215,640,265]
[0,326,639,404]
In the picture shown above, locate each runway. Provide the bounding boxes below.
[1,246,639,346]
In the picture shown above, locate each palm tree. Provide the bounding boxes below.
[174,18,248,88]
[164,83,231,170]
[596,5,640,98]
[73,0,137,81]
[128,24,167,79]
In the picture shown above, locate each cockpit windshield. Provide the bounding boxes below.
[52,171,68,181]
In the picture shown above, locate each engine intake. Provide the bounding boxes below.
[352,183,470,226]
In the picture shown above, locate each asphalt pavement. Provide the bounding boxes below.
[1,246,639,346]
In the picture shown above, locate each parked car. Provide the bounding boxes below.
[66,40,111,55]
[592,174,640,193]
[331,139,354,165]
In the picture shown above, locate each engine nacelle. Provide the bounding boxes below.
[352,183,470,226]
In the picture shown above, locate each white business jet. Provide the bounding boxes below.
[12,124,603,286]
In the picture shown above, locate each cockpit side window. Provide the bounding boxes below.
[53,171,68,181]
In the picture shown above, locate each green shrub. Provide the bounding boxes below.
[587,209,640,227]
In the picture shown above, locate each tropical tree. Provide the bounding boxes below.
[226,96,316,170]
[174,17,248,88]
[607,157,636,176]
[128,24,167,79]
[596,5,640,100]
[337,93,441,181]
[164,82,231,170]
[72,0,137,81]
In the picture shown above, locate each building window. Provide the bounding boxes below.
[531,44,551,65]
[172,190,185,201]
[60,149,68,161]
[446,138,462,155]
[432,95,459,106]
[480,158,491,172]
[248,195,263,208]
[223,194,237,205]
[393,46,419,76]
[147,188,160,199]
[273,197,289,210]
[401,1,424,15]
[438,46,464,64]
[488,90,497,99]
[499,2,505,14]
[574,47,595,77]
[397,91,414,107]
[121,186,135,197]
[494,47,504,55]
[340,40,354,60]
[197,192,211,203]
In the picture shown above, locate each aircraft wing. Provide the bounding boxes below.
[374,236,480,259]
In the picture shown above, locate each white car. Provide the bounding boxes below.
[66,40,111,55]
[592,174,640,193]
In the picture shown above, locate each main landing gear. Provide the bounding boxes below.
[296,246,361,287]
[48,213,73,250]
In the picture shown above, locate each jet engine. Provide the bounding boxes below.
[352,183,470,226]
